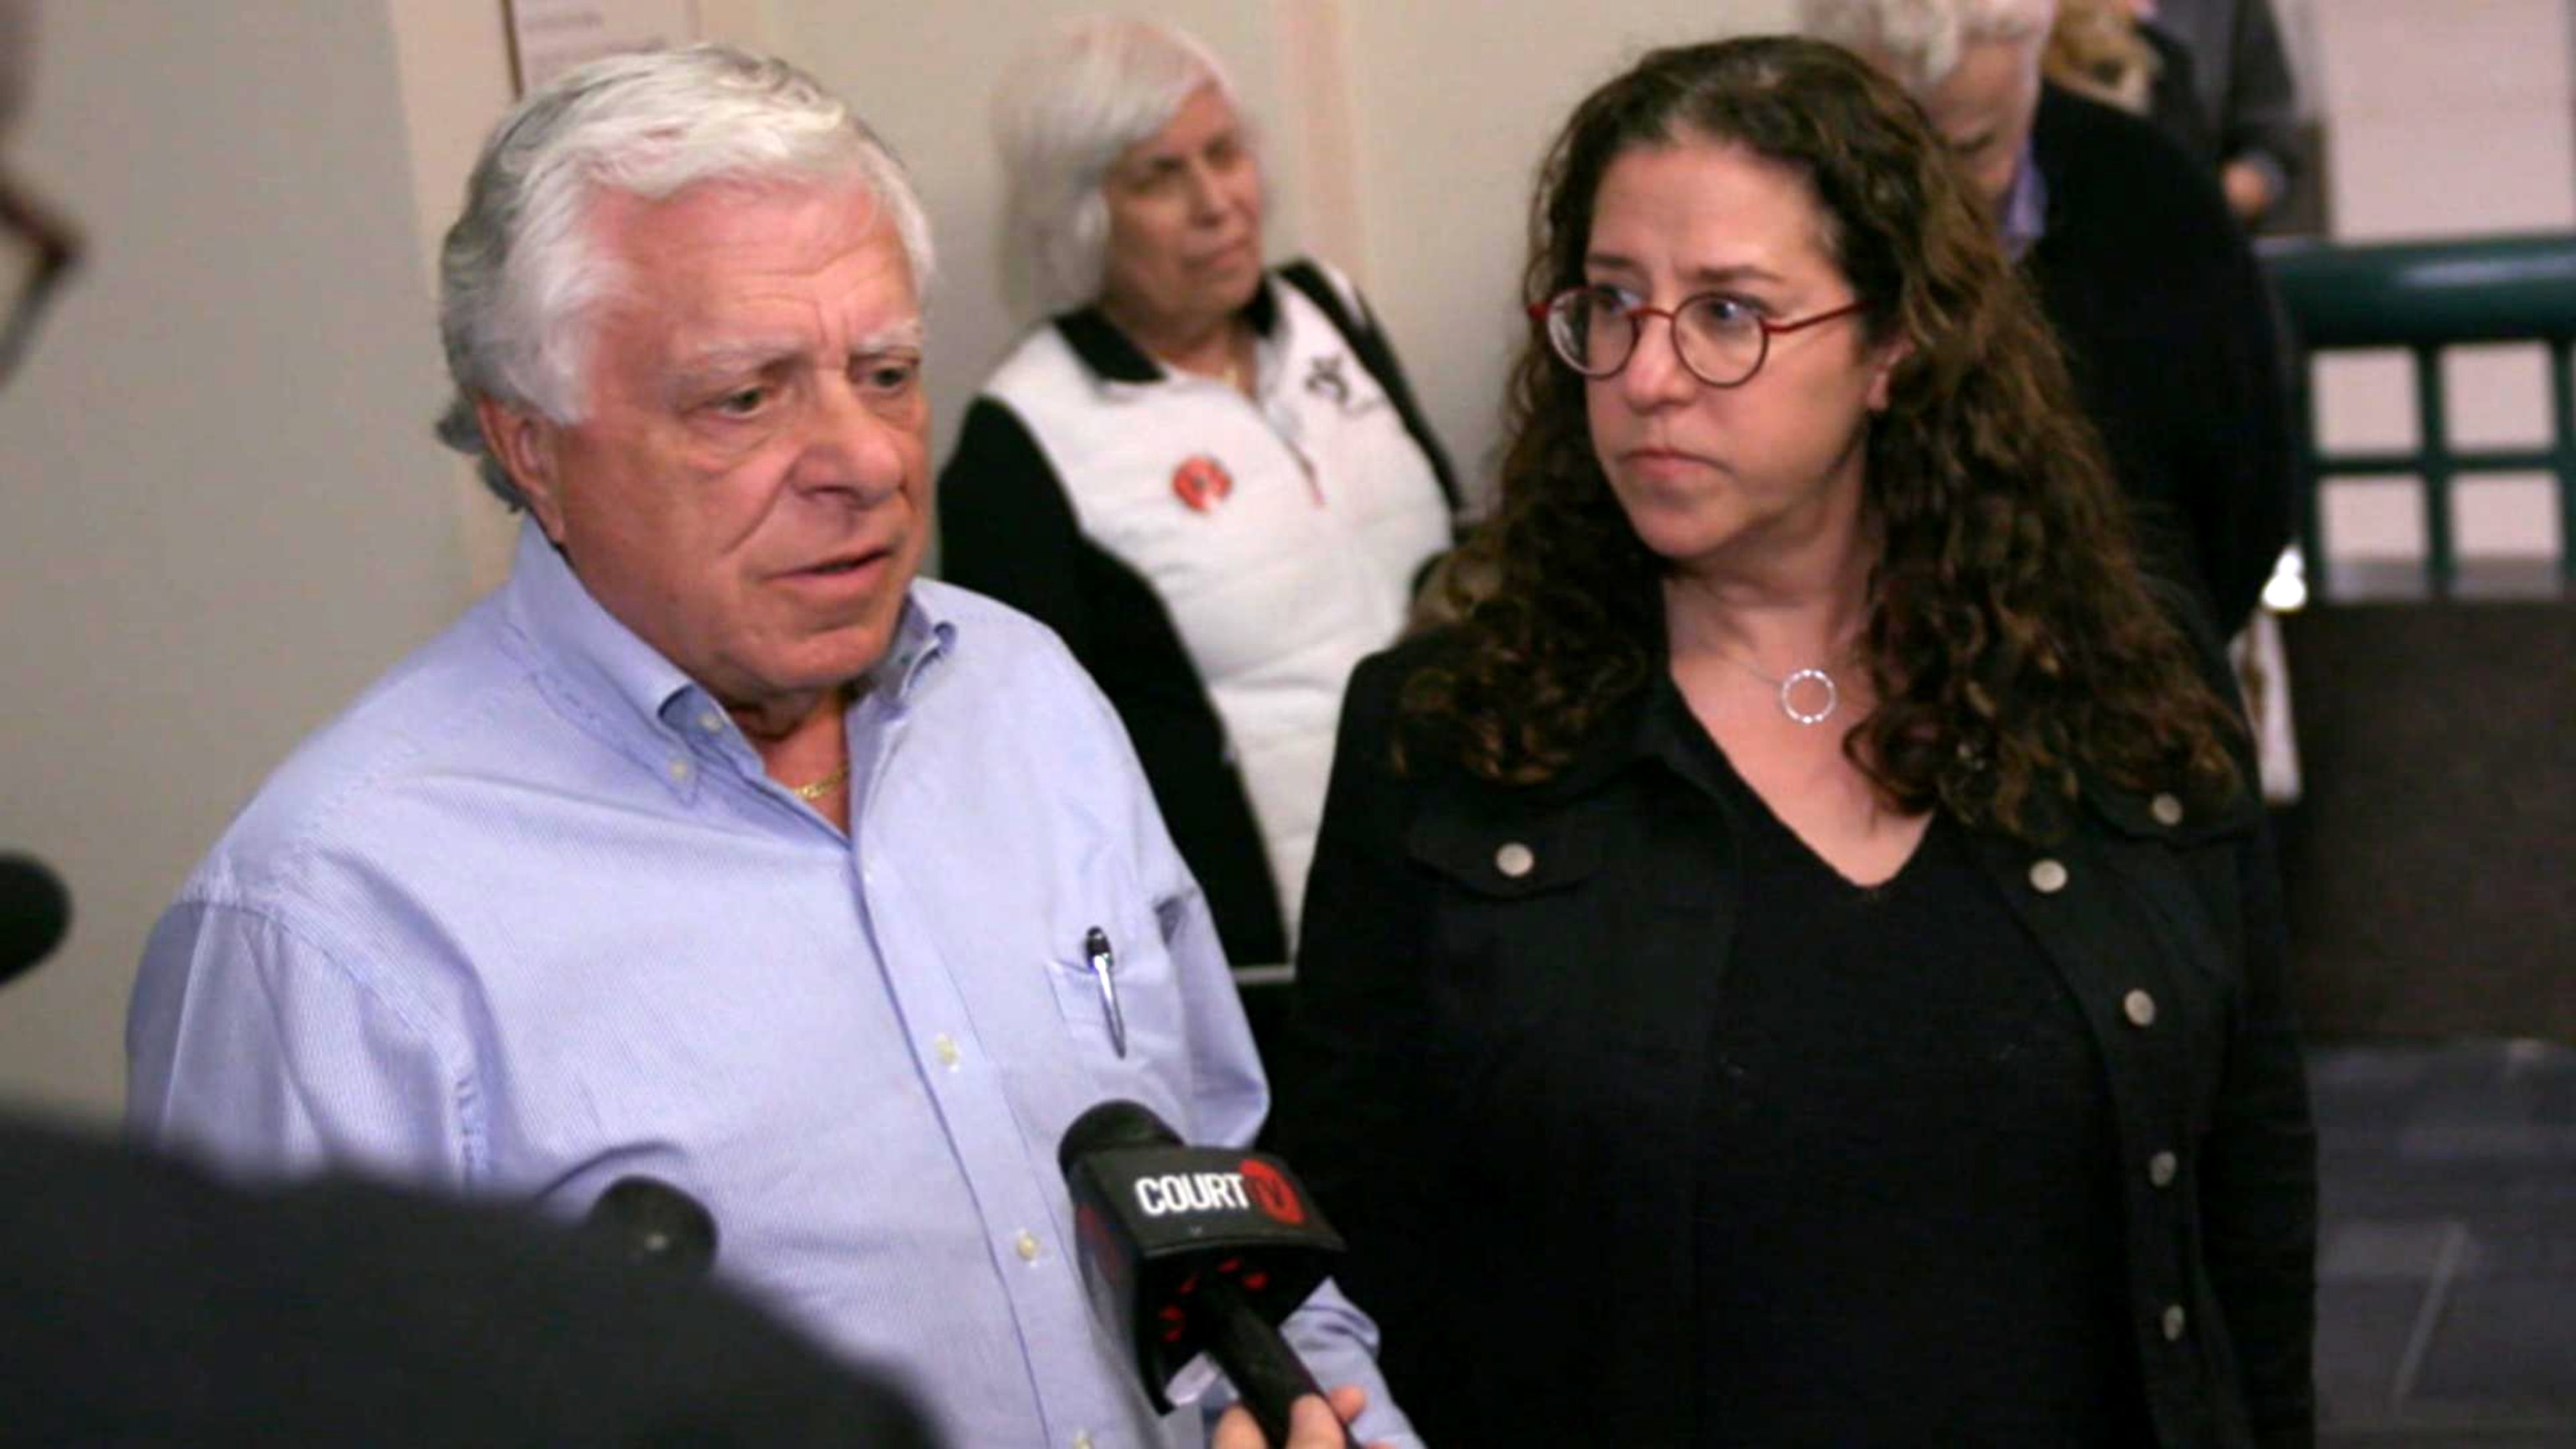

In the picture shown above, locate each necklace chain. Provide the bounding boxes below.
[787,758,850,801]
[1708,646,1858,728]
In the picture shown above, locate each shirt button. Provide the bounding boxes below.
[2123,989,2159,1028]
[2028,858,2069,894]
[1015,1230,1041,1263]
[2150,792,2185,827]
[666,757,693,782]
[2162,1303,2188,1341]
[1072,1435,1093,1449]
[696,710,724,734]
[1494,841,1535,879]
[932,1033,961,1069]
[2148,1150,2179,1188]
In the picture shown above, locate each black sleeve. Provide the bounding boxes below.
[2194,191,2300,633]
[937,397,1095,654]
[2219,0,2307,194]
[2202,804,2320,1448]
[2031,92,2298,635]
[937,396,1288,963]
[2170,603,2317,1446]
[1268,647,1455,1411]
[2182,613,2318,1447]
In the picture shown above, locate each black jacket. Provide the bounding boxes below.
[2026,84,2298,635]
[1274,636,2317,1446]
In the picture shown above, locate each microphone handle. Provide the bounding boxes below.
[1196,1275,1363,1449]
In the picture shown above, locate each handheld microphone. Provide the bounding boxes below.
[0,854,72,989]
[1058,1100,1360,1448]
[583,1176,718,1277]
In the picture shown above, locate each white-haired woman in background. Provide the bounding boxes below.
[938,17,1459,969]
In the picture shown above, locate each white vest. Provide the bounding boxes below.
[978,267,1452,947]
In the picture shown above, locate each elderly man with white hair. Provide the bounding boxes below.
[126,44,1412,1449]
[1803,0,2296,641]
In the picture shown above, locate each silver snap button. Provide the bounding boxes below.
[2162,1304,2187,1341]
[2149,1150,2178,1188]
[1494,842,1536,879]
[2150,792,2184,827]
[2028,858,2069,894]
[2124,989,2158,1028]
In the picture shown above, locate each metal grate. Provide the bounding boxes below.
[2263,234,2576,597]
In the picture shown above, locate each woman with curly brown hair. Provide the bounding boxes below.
[1270,34,2314,1447]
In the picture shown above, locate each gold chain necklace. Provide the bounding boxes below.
[787,759,851,802]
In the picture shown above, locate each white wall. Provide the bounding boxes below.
[0,3,467,1124]
[1343,1,1797,506]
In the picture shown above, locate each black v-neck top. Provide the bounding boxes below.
[1690,748,2152,1446]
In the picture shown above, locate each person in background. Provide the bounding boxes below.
[1272,35,2314,1446]
[1805,0,2296,638]
[2046,0,2206,150]
[2043,0,2309,804]
[124,44,1410,1449]
[2130,0,2307,226]
[939,17,1460,967]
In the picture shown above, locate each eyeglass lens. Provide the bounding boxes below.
[1546,288,1765,387]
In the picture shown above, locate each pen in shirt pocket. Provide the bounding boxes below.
[1084,925,1128,1058]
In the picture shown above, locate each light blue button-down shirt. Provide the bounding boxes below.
[128,522,1414,1448]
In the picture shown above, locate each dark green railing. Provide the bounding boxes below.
[2261,232,2576,595]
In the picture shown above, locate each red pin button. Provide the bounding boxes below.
[1171,454,1233,512]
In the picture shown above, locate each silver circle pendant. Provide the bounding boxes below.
[1777,668,1838,726]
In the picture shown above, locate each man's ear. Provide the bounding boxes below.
[474,395,569,541]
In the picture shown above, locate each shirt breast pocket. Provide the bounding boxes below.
[1402,804,1607,1052]
[1038,898,1184,1077]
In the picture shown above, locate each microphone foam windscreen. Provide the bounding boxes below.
[1058,1099,1182,1173]
[0,854,71,988]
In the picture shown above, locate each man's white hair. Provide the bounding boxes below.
[1798,0,2060,92]
[991,16,1244,319]
[434,44,935,510]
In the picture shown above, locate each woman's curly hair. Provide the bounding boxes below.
[1405,34,2241,839]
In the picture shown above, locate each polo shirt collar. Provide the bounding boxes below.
[1050,271,1284,384]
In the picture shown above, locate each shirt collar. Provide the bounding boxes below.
[1485,652,1797,821]
[872,587,956,704]
[499,519,957,793]
[1999,134,2049,259]
[501,519,699,731]
[1050,271,1284,386]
